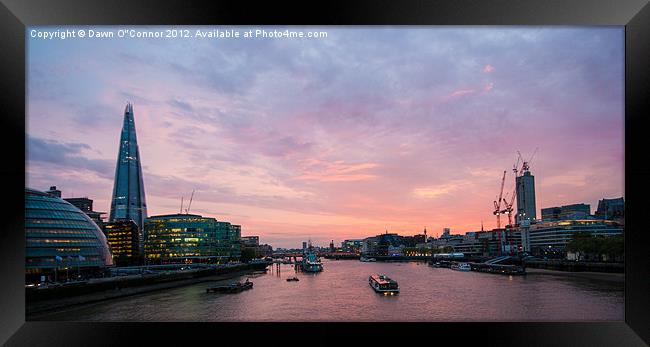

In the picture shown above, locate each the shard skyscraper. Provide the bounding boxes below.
[109,102,147,231]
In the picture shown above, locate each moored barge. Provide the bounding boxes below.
[206,279,253,293]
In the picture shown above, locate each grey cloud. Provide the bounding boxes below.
[260,136,314,158]
[168,99,194,113]
[26,136,114,179]
[72,103,118,129]
[119,91,154,105]
[144,172,214,200]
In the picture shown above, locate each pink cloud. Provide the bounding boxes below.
[412,181,469,199]
[483,64,495,73]
[484,82,494,91]
[449,89,476,98]
[295,160,379,182]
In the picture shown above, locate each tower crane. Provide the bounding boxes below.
[492,170,507,255]
[499,156,523,255]
[185,189,195,214]
[501,154,523,226]
[179,196,184,214]
[501,148,538,254]
[493,170,507,229]
[499,187,518,255]
[502,191,517,227]
[519,147,538,174]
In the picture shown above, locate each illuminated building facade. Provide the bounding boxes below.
[109,102,147,231]
[341,239,363,253]
[143,214,241,264]
[25,188,113,283]
[223,222,241,260]
[521,219,623,257]
[541,203,591,221]
[104,220,141,266]
[361,237,378,255]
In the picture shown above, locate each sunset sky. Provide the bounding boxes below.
[26,27,624,248]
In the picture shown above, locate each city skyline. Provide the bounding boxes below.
[26,27,624,248]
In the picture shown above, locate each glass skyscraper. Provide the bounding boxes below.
[109,102,148,233]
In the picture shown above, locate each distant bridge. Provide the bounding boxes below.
[271,252,359,259]
[271,253,304,259]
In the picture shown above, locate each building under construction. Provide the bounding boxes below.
[485,150,539,255]
[516,170,537,224]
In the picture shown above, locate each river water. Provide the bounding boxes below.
[36,259,623,321]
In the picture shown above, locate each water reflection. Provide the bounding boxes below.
[35,259,623,322]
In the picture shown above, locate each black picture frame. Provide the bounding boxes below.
[1,0,649,345]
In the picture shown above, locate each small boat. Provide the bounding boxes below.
[360,257,377,262]
[206,279,253,293]
[369,274,399,295]
[286,277,299,282]
[450,262,472,271]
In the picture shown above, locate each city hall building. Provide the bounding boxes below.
[143,214,241,264]
[25,188,113,283]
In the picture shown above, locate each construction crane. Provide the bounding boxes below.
[499,189,518,255]
[499,159,521,255]
[519,147,538,174]
[179,196,184,214]
[501,154,523,227]
[185,189,195,214]
[502,191,516,227]
[501,148,538,254]
[492,170,507,255]
[493,170,507,229]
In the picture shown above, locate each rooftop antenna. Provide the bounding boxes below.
[180,196,184,214]
[185,189,195,214]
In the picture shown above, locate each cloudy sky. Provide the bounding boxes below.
[27,26,624,248]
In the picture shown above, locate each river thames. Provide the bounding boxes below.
[35,259,623,321]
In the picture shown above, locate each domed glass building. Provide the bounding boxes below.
[25,188,113,282]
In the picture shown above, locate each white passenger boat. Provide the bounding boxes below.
[369,274,399,294]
